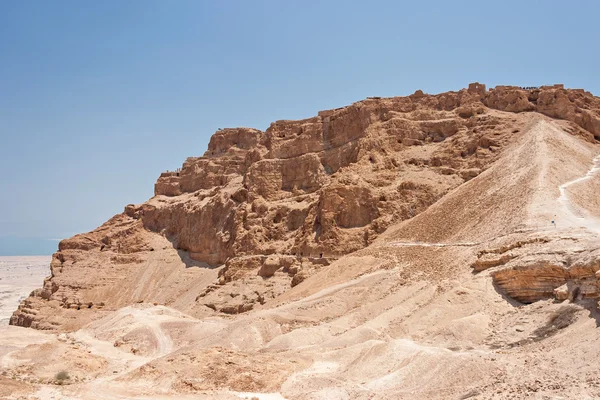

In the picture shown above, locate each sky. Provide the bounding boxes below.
[0,0,598,255]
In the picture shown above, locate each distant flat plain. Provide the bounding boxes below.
[0,256,50,325]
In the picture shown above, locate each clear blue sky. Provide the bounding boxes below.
[1,0,598,255]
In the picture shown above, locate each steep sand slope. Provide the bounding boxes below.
[379,118,600,244]
[3,118,600,399]
[558,155,600,231]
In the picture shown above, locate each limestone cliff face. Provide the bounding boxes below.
[11,83,600,330]
[148,84,600,266]
[146,95,484,265]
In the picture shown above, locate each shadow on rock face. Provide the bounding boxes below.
[531,305,579,340]
[175,247,218,269]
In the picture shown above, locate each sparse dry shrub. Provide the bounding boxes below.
[54,370,69,384]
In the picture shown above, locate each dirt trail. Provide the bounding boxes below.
[558,155,600,234]
[27,307,178,400]
[381,121,600,248]
[386,241,479,247]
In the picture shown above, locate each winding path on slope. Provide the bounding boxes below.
[557,155,600,234]
[82,308,175,400]
[386,151,600,249]
[29,307,179,400]
[387,242,479,247]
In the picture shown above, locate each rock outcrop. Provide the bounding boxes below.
[471,235,600,304]
[11,83,600,330]
[483,84,600,139]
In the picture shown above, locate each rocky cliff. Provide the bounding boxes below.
[11,83,600,330]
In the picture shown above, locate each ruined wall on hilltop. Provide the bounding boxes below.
[483,85,600,139]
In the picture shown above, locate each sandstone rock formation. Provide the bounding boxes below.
[11,83,600,329]
[6,83,600,399]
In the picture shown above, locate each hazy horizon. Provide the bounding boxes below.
[0,237,62,256]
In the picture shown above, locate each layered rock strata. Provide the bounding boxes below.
[11,83,600,330]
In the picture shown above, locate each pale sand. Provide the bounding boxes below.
[0,256,54,398]
[0,256,50,325]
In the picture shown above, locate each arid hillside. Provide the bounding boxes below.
[4,83,600,399]
[10,83,600,329]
